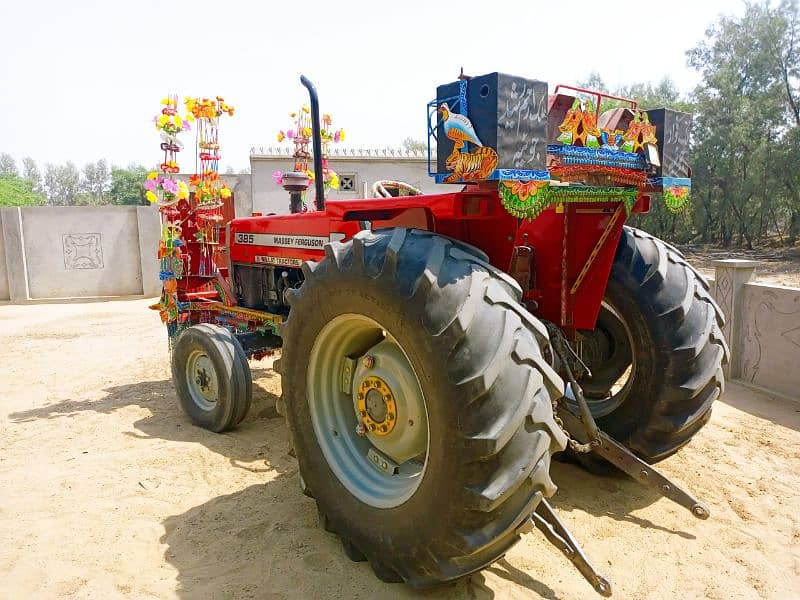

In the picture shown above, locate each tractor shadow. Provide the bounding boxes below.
[549,456,696,539]
[159,480,562,600]
[7,365,285,472]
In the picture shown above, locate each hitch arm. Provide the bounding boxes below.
[530,499,612,597]
[557,409,710,519]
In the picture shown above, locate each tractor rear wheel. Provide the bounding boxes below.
[577,226,729,462]
[171,323,252,432]
[276,228,567,587]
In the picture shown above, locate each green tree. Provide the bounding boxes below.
[109,165,149,205]
[43,162,80,205]
[0,174,46,206]
[401,137,427,154]
[0,153,18,177]
[21,157,42,194]
[81,159,111,204]
[687,0,799,247]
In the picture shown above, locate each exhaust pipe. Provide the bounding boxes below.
[300,75,325,211]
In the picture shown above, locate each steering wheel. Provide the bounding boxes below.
[371,180,423,198]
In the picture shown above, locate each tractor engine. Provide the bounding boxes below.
[233,263,302,314]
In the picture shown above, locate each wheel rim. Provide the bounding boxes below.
[307,314,429,509]
[185,350,219,411]
[576,300,635,417]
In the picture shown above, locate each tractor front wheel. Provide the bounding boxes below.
[276,228,567,587]
[171,323,252,432]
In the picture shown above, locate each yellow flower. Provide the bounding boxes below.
[185,113,194,122]
[220,186,232,199]
[339,129,346,141]
[301,105,310,113]
[161,98,170,105]
[302,127,312,138]
[158,115,168,126]
[147,171,158,180]
[277,131,285,142]
[328,172,339,189]
[146,190,158,203]
[289,112,297,118]
[177,181,189,200]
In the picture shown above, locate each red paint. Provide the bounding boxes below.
[222,187,628,333]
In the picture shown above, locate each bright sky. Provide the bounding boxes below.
[0,0,744,173]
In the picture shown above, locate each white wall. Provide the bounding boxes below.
[21,207,144,299]
[250,150,451,215]
[0,210,9,301]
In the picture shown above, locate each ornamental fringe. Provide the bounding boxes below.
[499,181,639,219]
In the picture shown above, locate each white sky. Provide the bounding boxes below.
[0,0,744,173]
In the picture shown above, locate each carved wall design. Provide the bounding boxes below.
[63,233,103,270]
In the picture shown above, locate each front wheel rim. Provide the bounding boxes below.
[185,350,219,411]
[307,314,430,509]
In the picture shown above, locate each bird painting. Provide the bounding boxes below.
[438,103,484,149]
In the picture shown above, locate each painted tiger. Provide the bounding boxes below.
[443,146,498,183]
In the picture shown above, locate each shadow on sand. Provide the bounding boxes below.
[8,367,694,599]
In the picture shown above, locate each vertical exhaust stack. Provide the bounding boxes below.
[300,75,325,211]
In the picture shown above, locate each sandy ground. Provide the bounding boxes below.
[1,298,799,600]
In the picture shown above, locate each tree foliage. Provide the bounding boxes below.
[0,174,46,206]
[109,165,149,205]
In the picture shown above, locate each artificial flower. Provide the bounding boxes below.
[147,171,159,180]
[339,129,345,142]
[302,127,312,138]
[146,190,158,203]
[272,171,283,184]
[177,181,189,199]
[162,178,179,195]
[277,131,285,142]
[220,186,232,199]
[287,129,295,139]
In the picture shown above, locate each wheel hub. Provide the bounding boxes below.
[358,376,396,435]
[185,351,219,410]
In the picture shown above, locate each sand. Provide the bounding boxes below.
[1,298,799,599]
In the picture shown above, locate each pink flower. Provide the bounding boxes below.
[144,179,158,192]
[162,178,179,195]
[272,171,283,184]
[334,130,341,143]
[286,129,295,139]
[182,119,191,130]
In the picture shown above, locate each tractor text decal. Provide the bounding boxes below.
[234,232,328,249]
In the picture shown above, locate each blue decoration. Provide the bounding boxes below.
[547,144,648,170]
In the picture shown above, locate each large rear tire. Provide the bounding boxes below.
[276,228,567,587]
[578,226,729,462]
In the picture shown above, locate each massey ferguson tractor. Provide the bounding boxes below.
[152,73,728,595]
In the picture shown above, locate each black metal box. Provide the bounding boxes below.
[647,108,693,179]
[435,73,548,180]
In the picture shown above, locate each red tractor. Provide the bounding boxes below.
[155,73,728,595]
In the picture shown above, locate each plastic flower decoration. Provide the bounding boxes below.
[144,172,186,206]
[274,106,345,193]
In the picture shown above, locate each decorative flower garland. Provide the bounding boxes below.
[664,185,691,213]
[184,96,234,207]
[499,180,639,219]
[273,107,345,204]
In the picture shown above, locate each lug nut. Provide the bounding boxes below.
[363,355,375,368]
[355,422,367,437]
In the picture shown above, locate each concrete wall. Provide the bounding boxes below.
[21,207,143,298]
[0,210,9,301]
[250,148,449,215]
[0,205,162,301]
[712,260,800,400]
